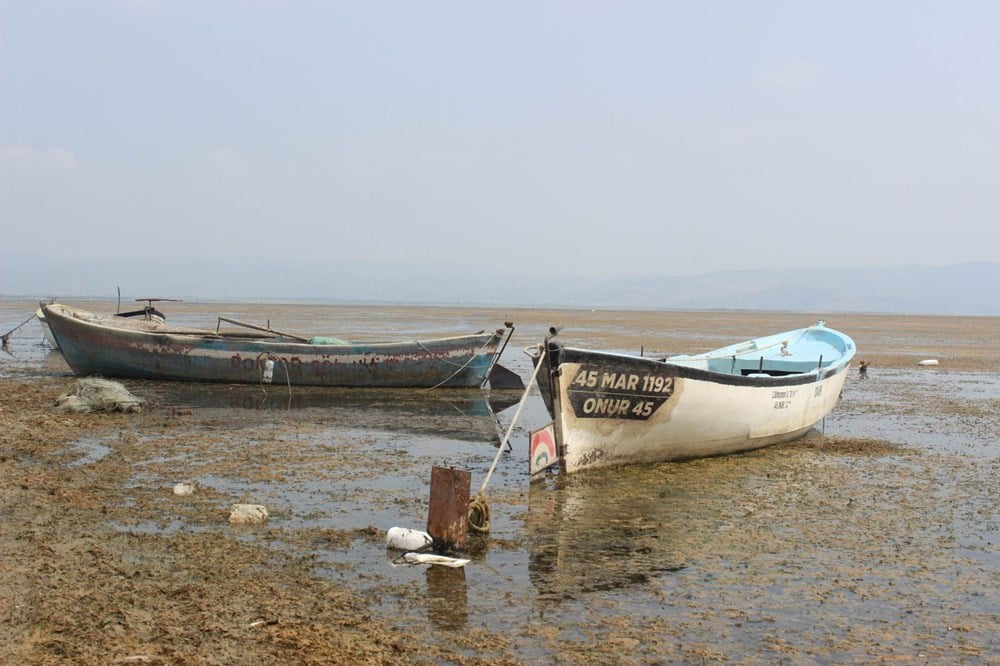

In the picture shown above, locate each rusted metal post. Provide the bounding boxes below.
[427,466,470,551]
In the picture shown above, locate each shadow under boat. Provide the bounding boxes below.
[139,382,521,443]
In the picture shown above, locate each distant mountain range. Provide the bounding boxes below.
[528,262,1000,315]
[2,257,998,315]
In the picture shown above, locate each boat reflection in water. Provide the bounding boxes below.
[526,462,747,601]
[139,382,520,443]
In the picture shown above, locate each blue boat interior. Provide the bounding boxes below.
[665,322,855,378]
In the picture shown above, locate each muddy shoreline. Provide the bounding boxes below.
[1,304,997,663]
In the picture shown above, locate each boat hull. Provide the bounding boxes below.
[36,309,59,348]
[44,304,504,388]
[542,327,855,473]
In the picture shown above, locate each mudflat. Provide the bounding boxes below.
[1,301,997,663]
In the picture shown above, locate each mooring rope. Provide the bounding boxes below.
[421,336,501,391]
[468,348,547,533]
[467,495,491,534]
[1,312,38,350]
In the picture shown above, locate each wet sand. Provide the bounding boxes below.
[1,300,998,663]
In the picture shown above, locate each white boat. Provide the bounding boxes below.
[529,321,856,475]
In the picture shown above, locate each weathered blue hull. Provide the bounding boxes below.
[44,304,506,388]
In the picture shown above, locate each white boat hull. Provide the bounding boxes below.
[537,322,856,474]
[552,360,850,473]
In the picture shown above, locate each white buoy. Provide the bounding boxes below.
[385,527,433,551]
[917,359,939,366]
[229,504,269,525]
[173,482,195,496]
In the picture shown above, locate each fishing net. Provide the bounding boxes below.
[55,377,145,413]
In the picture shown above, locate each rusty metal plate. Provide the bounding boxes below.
[427,466,471,551]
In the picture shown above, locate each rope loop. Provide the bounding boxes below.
[467,494,491,534]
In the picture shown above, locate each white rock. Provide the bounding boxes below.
[173,483,195,496]
[229,504,269,525]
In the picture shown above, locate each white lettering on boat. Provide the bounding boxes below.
[567,363,676,420]
[582,397,633,416]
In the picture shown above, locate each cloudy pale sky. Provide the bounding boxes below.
[2,1,999,297]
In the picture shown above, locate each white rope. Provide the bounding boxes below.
[422,336,501,391]
[478,348,546,496]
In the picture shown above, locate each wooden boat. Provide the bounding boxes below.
[37,299,167,350]
[42,303,511,388]
[529,321,856,475]
[36,307,59,348]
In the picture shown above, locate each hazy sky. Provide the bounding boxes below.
[2,1,999,295]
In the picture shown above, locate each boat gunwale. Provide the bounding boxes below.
[548,327,856,389]
[43,304,503,353]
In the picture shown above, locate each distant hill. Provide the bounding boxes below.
[537,262,1000,315]
[2,256,998,315]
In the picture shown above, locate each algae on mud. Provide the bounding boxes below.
[0,301,997,663]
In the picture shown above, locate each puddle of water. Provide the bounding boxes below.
[65,437,112,468]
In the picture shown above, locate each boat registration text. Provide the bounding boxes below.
[565,365,675,421]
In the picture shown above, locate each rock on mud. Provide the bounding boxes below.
[173,483,195,496]
[229,504,269,525]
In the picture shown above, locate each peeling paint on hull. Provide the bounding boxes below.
[44,304,504,388]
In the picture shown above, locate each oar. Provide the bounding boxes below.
[216,317,310,342]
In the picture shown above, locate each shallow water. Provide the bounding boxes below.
[2,298,998,660]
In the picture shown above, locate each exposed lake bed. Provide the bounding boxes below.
[1,301,997,663]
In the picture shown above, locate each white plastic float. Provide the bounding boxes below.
[386,527,469,568]
[385,526,433,551]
